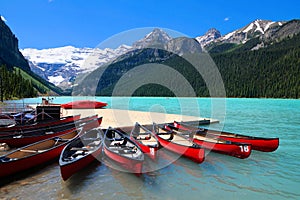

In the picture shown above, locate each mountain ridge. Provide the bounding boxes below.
[21,45,132,86]
[20,18,300,99]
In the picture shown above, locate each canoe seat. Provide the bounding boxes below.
[137,132,151,136]
[136,135,151,140]
[106,137,124,141]
[70,147,89,151]
[13,135,23,138]
[72,150,86,157]
[20,149,47,153]
[111,140,127,146]
[83,137,101,141]
[88,140,101,146]
[63,150,86,161]
[53,137,70,145]
[120,149,137,154]
[140,141,158,146]
[109,146,135,151]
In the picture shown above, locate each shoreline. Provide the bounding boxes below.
[2,96,300,103]
[62,108,219,128]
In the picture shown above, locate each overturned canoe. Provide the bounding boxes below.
[61,100,107,109]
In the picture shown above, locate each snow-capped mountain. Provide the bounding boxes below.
[22,20,296,88]
[216,20,285,45]
[22,29,175,87]
[21,45,132,86]
[195,28,221,48]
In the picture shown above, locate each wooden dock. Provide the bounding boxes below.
[62,108,219,128]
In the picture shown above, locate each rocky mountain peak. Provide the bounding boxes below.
[206,28,221,36]
[133,28,172,49]
[195,28,221,48]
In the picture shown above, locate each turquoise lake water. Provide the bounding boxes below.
[1,97,299,199]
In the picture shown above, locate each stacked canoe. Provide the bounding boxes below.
[0,114,103,178]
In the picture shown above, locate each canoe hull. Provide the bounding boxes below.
[60,148,102,181]
[192,139,252,159]
[0,116,102,147]
[61,100,107,109]
[0,118,100,178]
[0,128,76,147]
[103,147,143,174]
[0,145,65,177]
[218,136,279,152]
[0,115,80,132]
[130,137,158,161]
[156,135,205,164]
[174,122,279,152]
[59,128,103,180]
[136,142,158,161]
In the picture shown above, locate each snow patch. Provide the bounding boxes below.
[0,16,7,22]
[223,31,235,40]
[254,21,264,34]
[48,75,65,85]
[264,21,275,32]
[243,23,254,33]
[34,65,46,72]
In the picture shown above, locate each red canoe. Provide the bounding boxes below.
[166,124,252,159]
[61,100,107,109]
[0,114,97,136]
[0,128,82,178]
[0,115,81,133]
[59,128,103,181]
[173,121,279,152]
[152,123,205,164]
[167,125,251,159]
[129,123,160,160]
[0,116,102,147]
[103,127,144,174]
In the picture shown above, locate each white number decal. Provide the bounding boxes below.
[240,145,249,152]
[150,147,155,155]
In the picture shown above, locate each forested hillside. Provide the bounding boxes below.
[76,32,300,98]
[0,65,37,100]
[211,33,300,98]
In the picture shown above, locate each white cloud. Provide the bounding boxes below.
[1,16,7,22]
[224,17,230,21]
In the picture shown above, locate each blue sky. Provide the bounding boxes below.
[0,0,299,49]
